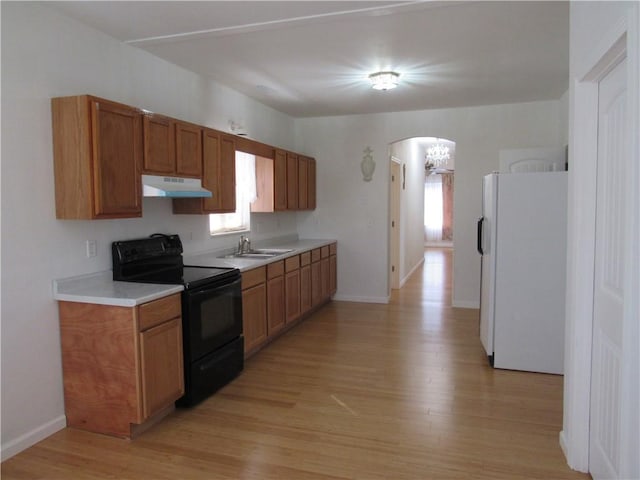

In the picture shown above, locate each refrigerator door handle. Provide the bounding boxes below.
[477,217,484,255]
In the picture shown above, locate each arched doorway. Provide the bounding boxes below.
[388,137,456,290]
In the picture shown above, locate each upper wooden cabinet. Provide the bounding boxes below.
[52,94,315,219]
[52,95,142,220]
[142,115,202,178]
[274,149,288,211]
[142,113,175,175]
[175,121,203,178]
[298,156,309,210]
[212,133,236,212]
[173,130,236,215]
[252,149,316,212]
[251,151,287,212]
[286,152,299,210]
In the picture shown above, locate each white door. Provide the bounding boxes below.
[589,57,627,479]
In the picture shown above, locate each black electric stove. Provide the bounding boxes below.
[112,233,239,289]
[112,234,244,406]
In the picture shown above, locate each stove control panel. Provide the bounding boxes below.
[112,234,183,271]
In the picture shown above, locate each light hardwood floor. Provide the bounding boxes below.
[2,248,590,479]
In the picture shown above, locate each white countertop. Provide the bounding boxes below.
[184,238,336,271]
[53,271,184,307]
[53,238,335,306]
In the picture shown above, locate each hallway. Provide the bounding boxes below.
[2,248,588,479]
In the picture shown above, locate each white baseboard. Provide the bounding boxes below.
[333,294,390,304]
[1,415,66,461]
[399,257,425,288]
[452,299,480,309]
[559,430,568,460]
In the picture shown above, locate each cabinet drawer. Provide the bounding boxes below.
[311,248,321,263]
[300,251,311,266]
[321,246,329,258]
[242,267,266,290]
[267,261,285,279]
[138,294,181,331]
[285,255,300,272]
[329,243,337,256]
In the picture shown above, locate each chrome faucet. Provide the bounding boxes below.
[238,235,251,254]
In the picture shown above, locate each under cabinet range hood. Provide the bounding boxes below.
[142,175,212,198]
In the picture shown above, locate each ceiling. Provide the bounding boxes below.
[47,1,569,118]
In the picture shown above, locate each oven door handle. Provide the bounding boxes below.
[188,276,242,299]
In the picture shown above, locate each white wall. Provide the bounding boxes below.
[295,100,566,306]
[0,2,297,459]
[562,1,639,475]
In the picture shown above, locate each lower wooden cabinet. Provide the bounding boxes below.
[285,256,301,324]
[300,252,312,314]
[320,246,331,300]
[329,253,337,296]
[241,266,267,354]
[311,249,322,307]
[58,293,184,438]
[267,262,286,335]
[241,244,336,359]
[139,318,183,419]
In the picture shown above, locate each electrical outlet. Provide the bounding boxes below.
[86,240,97,258]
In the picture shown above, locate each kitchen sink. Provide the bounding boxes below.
[217,248,294,259]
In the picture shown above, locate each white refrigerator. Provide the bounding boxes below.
[477,171,567,374]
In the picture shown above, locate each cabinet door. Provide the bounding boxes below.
[285,269,301,324]
[329,254,337,296]
[274,149,288,211]
[202,129,236,213]
[175,121,202,177]
[308,158,316,210]
[300,264,312,314]
[321,257,330,300]
[91,99,142,218]
[142,113,175,174]
[267,275,285,335]
[218,135,236,212]
[298,156,309,210]
[286,152,299,210]
[242,283,267,353]
[201,128,220,212]
[311,261,322,307]
[139,318,184,420]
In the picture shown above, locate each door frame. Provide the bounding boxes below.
[562,5,639,476]
[389,156,401,290]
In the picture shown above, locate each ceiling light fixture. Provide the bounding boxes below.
[369,71,400,90]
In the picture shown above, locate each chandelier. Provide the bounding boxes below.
[426,143,450,167]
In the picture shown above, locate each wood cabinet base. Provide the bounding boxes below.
[244,296,333,360]
[58,296,184,439]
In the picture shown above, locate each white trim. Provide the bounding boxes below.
[559,430,569,460]
[618,6,640,477]
[399,257,424,288]
[452,299,479,309]
[332,295,390,304]
[1,415,67,461]
[563,78,599,474]
[564,4,639,476]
